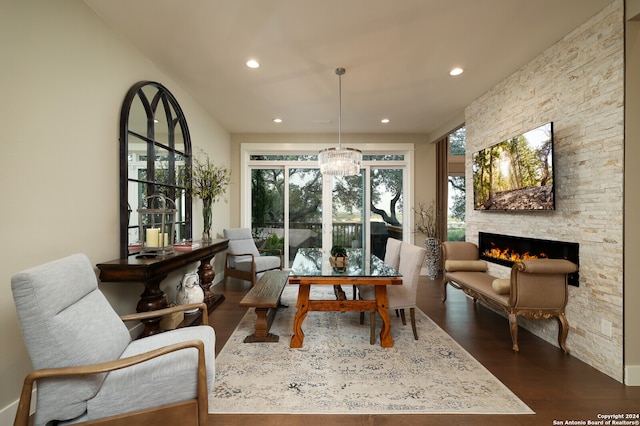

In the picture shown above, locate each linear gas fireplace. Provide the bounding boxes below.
[478,232,580,286]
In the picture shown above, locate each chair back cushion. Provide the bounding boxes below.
[388,242,426,309]
[384,238,402,270]
[224,228,260,266]
[11,253,131,425]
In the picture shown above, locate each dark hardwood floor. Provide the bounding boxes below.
[207,275,640,426]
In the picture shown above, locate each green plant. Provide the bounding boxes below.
[188,149,231,203]
[330,244,347,257]
[263,233,284,252]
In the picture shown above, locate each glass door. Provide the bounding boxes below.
[250,167,285,259]
[330,169,366,251]
[369,167,403,259]
[246,147,411,266]
[288,167,323,264]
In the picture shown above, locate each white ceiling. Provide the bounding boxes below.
[84,0,612,135]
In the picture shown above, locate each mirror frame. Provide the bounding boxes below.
[119,81,192,258]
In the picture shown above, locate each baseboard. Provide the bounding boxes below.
[0,387,36,424]
[625,365,640,385]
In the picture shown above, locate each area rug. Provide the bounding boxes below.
[209,284,534,415]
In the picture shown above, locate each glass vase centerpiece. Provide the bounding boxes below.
[414,200,440,280]
[138,194,176,255]
[188,149,231,242]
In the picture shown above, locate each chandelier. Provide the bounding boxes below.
[318,68,362,176]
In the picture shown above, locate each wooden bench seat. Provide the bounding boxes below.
[239,270,290,343]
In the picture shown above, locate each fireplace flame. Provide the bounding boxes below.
[482,247,549,262]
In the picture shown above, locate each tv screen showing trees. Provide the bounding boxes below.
[472,122,554,211]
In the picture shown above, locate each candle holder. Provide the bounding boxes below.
[138,194,177,255]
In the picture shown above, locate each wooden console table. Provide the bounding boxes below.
[97,239,228,337]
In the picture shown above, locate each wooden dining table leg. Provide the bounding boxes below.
[375,285,394,348]
[290,284,310,348]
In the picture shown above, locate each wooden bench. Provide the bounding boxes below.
[239,270,290,343]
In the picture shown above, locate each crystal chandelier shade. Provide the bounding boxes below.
[318,68,362,176]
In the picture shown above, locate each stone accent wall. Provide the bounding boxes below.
[465,0,624,381]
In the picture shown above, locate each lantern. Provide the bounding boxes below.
[138,194,176,255]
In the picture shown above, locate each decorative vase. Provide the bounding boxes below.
[424,237,441,280]
[202,198,212,242]
[176,272,204,313]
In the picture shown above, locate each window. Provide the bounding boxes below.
[448,126,466,241]
[243,144,412,266]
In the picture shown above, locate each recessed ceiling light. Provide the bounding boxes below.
[449,67,464,76]
[381,118,390,124]
[273,118,282,123]
[246,59,260,69]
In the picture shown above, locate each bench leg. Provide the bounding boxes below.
[509,313,519,352]
[557,313,570,355]
[244,307,280,343]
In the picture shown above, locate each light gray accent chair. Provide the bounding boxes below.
[360,241,427,343]
[11,253,215,426]
[223,228,283,287]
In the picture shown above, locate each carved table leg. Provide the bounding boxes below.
[375,286,394,348]
[136,276,168,337]
[198,254,225,312]
[290,284,310,348]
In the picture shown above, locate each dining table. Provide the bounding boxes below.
[287,247,402,348]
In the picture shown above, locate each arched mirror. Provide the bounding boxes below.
[119,81,192,258]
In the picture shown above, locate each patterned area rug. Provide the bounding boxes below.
[209,284,534,415]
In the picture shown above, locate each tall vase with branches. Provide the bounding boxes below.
[414,200,441,280]
[189,150,231,242]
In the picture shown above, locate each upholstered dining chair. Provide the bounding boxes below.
[11,253,215,426]
[384,237,402,270]
[223,228,283,286]
[352,237,402,299]
[360,241,427,342]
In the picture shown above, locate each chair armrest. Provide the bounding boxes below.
[14,340,207,426]
[441,241,480,262]
[509,259,578,309]
[225,252,256,261]
[120,302,209,326]
[258,248,283,267]
[515,259,578,274]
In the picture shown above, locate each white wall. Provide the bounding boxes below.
[0,0,230,419]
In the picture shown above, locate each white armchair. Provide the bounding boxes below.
[11,254,215,426]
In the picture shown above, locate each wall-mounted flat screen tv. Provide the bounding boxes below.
[472,122,554,211]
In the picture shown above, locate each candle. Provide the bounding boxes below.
[146,228,159,248]
[162,233,169,247]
